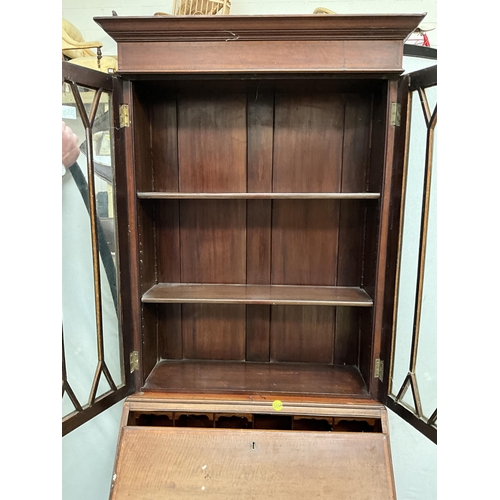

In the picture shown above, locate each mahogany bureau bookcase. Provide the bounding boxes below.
[66,13,429,499]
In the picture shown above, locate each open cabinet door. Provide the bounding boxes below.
[383,63,437,444]
[62,61,135,435]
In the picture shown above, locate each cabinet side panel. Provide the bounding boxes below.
[158,304,182,360]
[151,96,179,192]
[271,200,338,286]
[335,200,365,366]
[335,307,361,366]
[182,304,246,360]
[360,85,388,385]
[132,88,153,192]
[180,200,246,284]
[359,309,375,386]
[137,201,158,377]
[335,94,373,366]
[341,93,373,193]
[273,93,344,192]
[133,91,156,373]
[156,200,181,283]
[140,304,158,378]
[360,200,378,383]
[270,306,334,364]
[177,94,247,192]
[337,94,373,286]
[367,88,387,199]
[337,200,367,288]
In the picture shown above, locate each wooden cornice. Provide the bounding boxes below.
[94,14,426,43]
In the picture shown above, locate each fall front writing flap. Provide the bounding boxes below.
[110,425,396,499]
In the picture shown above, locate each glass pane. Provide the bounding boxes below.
[390,84,437,422]
[391,94,427,396]
[62,83,123,417]
[415,122,437,418]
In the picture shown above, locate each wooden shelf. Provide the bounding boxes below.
[137,192,380,200]
[142,283,373,306]
[143,360,369,398]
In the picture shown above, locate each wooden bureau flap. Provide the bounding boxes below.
[110,426,396,499]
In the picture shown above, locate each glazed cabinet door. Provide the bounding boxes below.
[62,61,135,435]
[382,65,437,443]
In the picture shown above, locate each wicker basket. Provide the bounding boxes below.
[313,7,337,15]
[173,0,231,15]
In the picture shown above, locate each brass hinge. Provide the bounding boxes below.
[390,102,401,127]
[374,359,384,382]
[119,104,130,128]
[130,351,139,372]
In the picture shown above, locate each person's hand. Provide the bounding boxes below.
[62,121,80,168]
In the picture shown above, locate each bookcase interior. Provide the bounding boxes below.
[130,77,390,399]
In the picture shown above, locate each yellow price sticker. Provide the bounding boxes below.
[272,400,283,412]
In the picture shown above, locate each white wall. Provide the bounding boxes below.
[62,3,437,500]
[63,0,437,54]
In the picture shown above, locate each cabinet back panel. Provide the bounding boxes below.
[182,304,247,360]
[143,81,376,196]
[273,94,344,192]
[246,304,271,362]
[135,80,381,375]
[155,304,346,364]
[177,95,247,192]
[246,200,272,285]
[153,200,369,288]
[271,200,339,286]
[180,200,247,284]
[247,93,274,192]
[270,305,334,363]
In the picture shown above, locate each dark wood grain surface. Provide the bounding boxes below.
[246,305,271,362]
[270,306,334,364]
[271,200,339,286]
[179,200,247,283]
[247,92,274,192]
[177,94,246,192]
[137,192,381,199]
[117,39,404,74]
[143,360,368,397]
[131,86,153,192]
[151,95,178,192]
[273,94,344,192]
[156,200,181,283]
[95,14,425,43]
[182,304,246,361]
[142,283,373,306]
[110,426,395,499]
[158,304,182,360]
